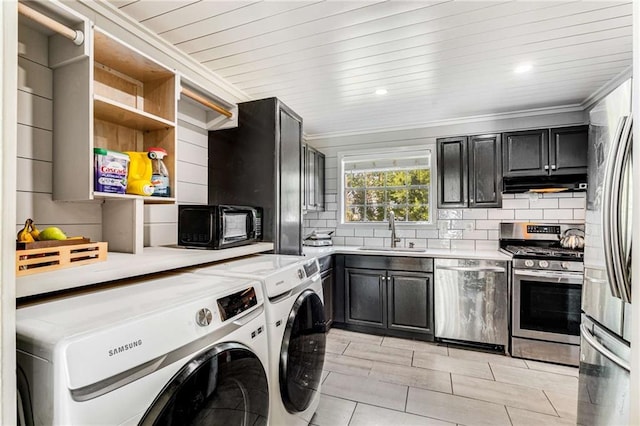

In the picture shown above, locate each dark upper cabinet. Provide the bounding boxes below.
[502,129,549,177]
[437,136,468,208]
[503,126,588,178]
[437,134,501,208]
[549,126,589,175]
[468,134,502,208]
[303,144,325,212]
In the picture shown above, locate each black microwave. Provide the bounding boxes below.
[178,205,263,249]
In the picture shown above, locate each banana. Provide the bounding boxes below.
[17,219,35,243]
[29,221,41,241]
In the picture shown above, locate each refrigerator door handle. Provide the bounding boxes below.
[602,116,628,299]
[580,323,630,372]
[609,117,633,303]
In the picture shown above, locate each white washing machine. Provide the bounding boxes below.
[16,271,271,426]
[188,254,326,426]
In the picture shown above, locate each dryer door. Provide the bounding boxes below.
[140,342,269,426]
[279,289,327,413]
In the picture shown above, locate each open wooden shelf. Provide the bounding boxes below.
[93,191,176,203]
[94,95,175,131]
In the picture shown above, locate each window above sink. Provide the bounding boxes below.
[338,146,436,226]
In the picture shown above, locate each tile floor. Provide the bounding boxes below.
[310,328,579,426]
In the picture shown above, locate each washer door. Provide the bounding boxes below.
[279,289,326,413]
[140,343,269,426]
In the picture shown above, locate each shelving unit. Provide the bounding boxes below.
[92,29,177,202]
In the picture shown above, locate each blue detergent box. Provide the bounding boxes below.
[94,148,129,194]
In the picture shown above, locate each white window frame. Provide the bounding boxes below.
[338,145,437,227]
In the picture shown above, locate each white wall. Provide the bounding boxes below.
[18,23,210,248]
[305,110,588,249]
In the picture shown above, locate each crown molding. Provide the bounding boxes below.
[581,66,632,112]
[305,104,585,140]
[77,0,251,104]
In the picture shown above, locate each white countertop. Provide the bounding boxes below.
[16,242,274,298]
[303,245,512,261]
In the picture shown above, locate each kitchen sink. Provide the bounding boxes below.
[357,246,427,253]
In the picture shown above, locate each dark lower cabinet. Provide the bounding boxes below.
[339,255,434,341]
[321,268,334,330]
[387,271,433,335]
[345,268,386,328]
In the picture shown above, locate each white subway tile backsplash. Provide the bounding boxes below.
[416,229,439,239]
[309,219,327,228]
[488,209,515,220]
[326,220,338,228]
[545,192,573,198]
[326,194,337,203]
[573,209,586,220]
[345,237,364,246]
[332,236,346,245]
[451,240,476,251]
[440,229,463,239]
[529,198,559,209]
[326,178,337,191]
[543,209,574,220]
[487,230,500,240]
[463,230,488,240]
[474,220,500,230]
[429,239,450,249]
[450,220,475,230]
[374,228,392,238]
[438,209,463,219]
[559,197,586,209]
[476,240,499,250]
[515,209,543,220]
[396,229,416,238]
[327,202,338,211]
[335,228,355,237]
[355,228,374,237]
[363,237,384,247]
[305,211,319,220]
[318,211,336,220]
[462,209,488,220]
[502,198,530,210]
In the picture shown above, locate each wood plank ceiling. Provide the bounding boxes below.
[109,1,633,138]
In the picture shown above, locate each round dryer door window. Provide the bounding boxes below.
[279,290,327,413]
[140,343,269,426]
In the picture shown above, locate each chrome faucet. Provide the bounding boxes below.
[388,210,401,248]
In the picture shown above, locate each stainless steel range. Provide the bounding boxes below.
[500,222,585,366]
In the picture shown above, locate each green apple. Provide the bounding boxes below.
[39,227,67,241]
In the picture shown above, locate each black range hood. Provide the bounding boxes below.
[502,174,588,194]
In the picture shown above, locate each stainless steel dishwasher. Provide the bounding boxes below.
[434,258,509,351]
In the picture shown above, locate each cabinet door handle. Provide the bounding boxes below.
[544,165,550,170]
[551,164,557,170]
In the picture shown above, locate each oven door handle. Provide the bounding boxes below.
[514,269,582,283]
[581,324,630,372]
[436,265,506,273]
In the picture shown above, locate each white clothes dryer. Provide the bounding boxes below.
[16,271,270,426]
[188,254,326,426]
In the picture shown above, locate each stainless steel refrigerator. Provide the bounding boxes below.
[579,78,632,425]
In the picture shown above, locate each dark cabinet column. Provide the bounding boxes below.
[502,129,549,177]
[315,152,325,211]
[549,125,588,175]
[345,268,386,328]
[437,136,468,208]
[387,271,433,335]
[469,134,502,208]
[321,269,334,330]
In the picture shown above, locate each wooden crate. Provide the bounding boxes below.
[16,242,108,277]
